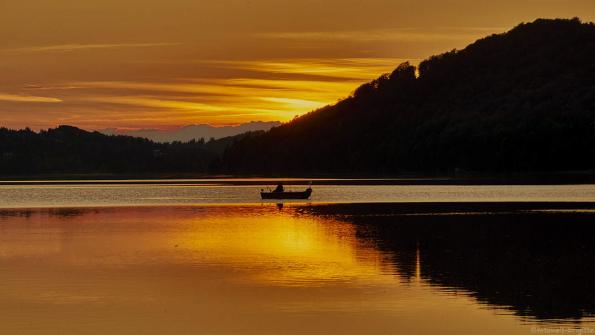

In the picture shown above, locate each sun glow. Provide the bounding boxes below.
[1,58,406,130]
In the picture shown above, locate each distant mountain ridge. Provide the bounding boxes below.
[222,18,595,175]
[100,121,281,143]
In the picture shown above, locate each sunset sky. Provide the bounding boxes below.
[1,0,595,130]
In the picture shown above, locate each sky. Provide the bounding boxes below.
[1,0,595,131]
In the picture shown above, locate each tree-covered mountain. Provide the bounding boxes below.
[222,18,595,175]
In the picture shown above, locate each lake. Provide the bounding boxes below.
[1,180,594,334]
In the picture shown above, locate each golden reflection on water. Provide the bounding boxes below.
[171,209,398,286]
[0,205,552,334]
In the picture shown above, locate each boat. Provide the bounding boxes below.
[260,187,312,200]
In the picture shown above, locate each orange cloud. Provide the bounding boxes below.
[10,58,404,129]
[0,93,62,103]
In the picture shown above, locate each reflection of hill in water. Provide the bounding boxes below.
[300,203,595,321]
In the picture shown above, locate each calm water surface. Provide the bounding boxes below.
[1,179,595,207]
[1,180,594,334]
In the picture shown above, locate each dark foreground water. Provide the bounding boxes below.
[1,201,595,334]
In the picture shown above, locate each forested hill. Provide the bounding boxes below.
[222,18,595,175]
[0,125,231,175]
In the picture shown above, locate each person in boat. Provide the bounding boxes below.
[273,183,284,193]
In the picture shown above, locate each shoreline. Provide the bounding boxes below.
[2,172,595,185]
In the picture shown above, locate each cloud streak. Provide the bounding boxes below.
[203,58,417,81]
[0,93,62,103]
[255,27,507,43]
[5,58,407,129]
[2,43,180,54]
